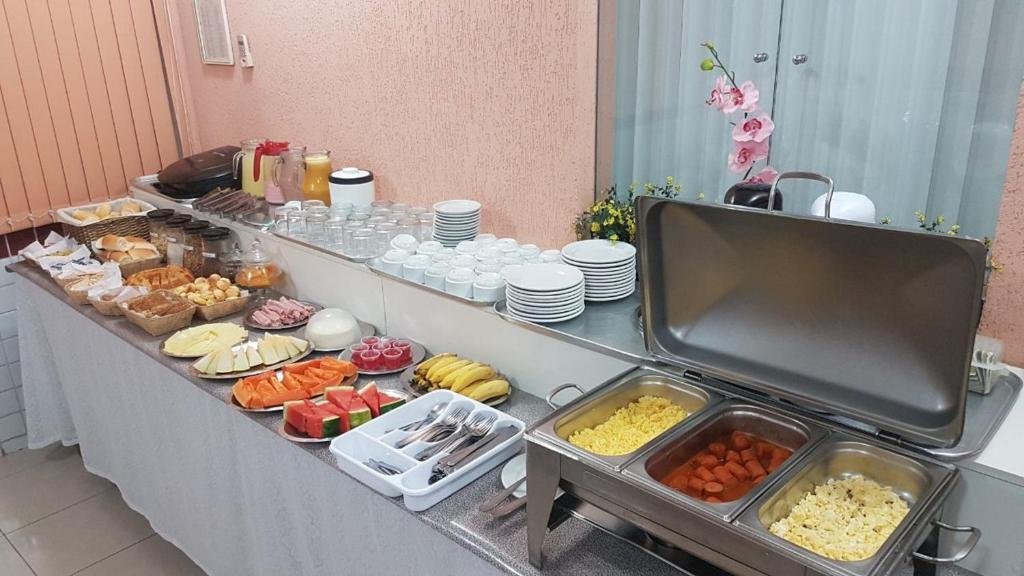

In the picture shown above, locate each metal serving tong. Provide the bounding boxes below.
[478,474,527,518]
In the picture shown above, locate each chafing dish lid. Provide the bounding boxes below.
[636,197,987,447]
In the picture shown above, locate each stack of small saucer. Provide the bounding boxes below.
[503,264,585,324]
[560,239,636,301]
[432,200,481,247]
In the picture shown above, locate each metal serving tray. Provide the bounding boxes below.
[635,195,988,448]
[735,437,965,576]
[531,367,722,471]
[623,402,828,521]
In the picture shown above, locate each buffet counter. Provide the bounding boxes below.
[14,262,686,576]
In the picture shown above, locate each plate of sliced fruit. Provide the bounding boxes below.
[278,382,409,442]
[162,323,248,358]
[189,333,312,379]
[228,357,359,413]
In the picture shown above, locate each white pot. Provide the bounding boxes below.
[329,167,375,207]
[811,191,876,224]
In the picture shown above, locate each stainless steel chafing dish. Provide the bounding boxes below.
[527,189,988,576]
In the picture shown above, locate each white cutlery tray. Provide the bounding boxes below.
[330,389,524,511]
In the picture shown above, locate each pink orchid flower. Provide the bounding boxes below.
[723,81,759,114]
[706,75,731,110]
[732,112,774,143]
[727,140,769,173]
[746,166,779,185]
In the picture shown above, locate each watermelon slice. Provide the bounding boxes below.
[348,395,372,429]
[357,382,382,417]
[304,407,340,438]
[284,400,313,431]
[317,401,352,432]
[379,392,406,415]
[325,386,356,411]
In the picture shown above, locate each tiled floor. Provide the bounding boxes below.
[0,444,206,576]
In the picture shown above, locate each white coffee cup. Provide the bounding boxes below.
[424,263,450,289]
[473,272,505,302]
[476,262,503,275]
[539,249,562,263]
[518,244,540,258]
[445,267,476,297]
[476,246,503,261]
[450,254,478,269]
[416,240,443,256]
[496,238,518,250]
[474,233,497,246]
[380,249,410,275]
[390,233,419,253]
[402,254,431,284]
[455,240,479,255]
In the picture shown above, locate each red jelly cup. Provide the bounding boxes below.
[392,340,412,361]
[371,342,390,352]
[360,336,379,347]
[360,350,383,371]
[382,348,405,370]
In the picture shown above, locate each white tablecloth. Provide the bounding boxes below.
[18,275,503,576]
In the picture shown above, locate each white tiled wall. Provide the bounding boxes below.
[0,256,25,454]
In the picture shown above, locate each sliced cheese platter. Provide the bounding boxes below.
[189,333,312,380]
[161,323,249,359]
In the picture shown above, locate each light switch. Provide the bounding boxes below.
[237,34,254,68]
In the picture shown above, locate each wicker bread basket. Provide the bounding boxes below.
[88,296,125,316]
[194,292,251,321]
[57,198,156,245]
[120,291,197,336]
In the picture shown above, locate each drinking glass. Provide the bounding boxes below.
[348,212,371,224]
[273,207,294,233]
[371,200,393,209]
[397,216,420,239]
[351,229,375,258]
[286,210,308,237]
[374,223,398,257]
[306,211,328,245]
[326,218,346,250]
[342,222,365,250]
[371,207,392,219]
[418,212,434,241]
[301,199,326,211]
[390,202,411,215]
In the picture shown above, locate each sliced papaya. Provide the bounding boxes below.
[263,388,309,407]
[320,358,357,377]
[283,359,321,374]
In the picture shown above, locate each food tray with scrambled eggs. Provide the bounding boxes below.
[531,367,722,471]
[735,437,959,575]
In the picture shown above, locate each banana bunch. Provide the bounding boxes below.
[411,353,510,403]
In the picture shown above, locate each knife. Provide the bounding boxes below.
[429,425,518,484]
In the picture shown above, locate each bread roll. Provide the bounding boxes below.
[95,203,111,219]
[108,251,130,263]
[121,201,140,214]
[130,241,158,253]
[95,234,132,252]
[127,247,158,261]
[72,209,94,222]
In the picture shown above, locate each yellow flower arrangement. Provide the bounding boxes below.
[574,177,681,243]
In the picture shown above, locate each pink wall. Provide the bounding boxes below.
[980,89,1024,364]
[171,0,598,248]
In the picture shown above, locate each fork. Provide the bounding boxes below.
[414,413,496,461]
[394,407,469,449]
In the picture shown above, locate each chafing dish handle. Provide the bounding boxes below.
[911,521,981,564]
[546,383,584,410]
[767,171,834,217]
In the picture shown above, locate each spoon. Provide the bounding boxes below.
[415,413,497,461]
[386,402,448,434]
[395,407,469,449]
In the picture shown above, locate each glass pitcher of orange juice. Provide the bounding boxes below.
[301,150,333,206]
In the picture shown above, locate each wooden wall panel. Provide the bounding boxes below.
[0,0,179,233]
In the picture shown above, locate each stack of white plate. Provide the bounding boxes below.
[560,239,636,301]
[433,200,481,247]
[504,264,585,324]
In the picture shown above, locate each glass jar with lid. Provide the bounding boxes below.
[235,238,283,293]
[220,242,244,280]
[164,215,193,266]
[146,209,176,261]
[199,227,233,277]
[182,220,211,275]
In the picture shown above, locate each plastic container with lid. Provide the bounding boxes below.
[235,238,283,291]
[182,220,211,276]
[329,167,375,208]
[146,209,176,260]
[164,215,193,266]
[200,227,234,277]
